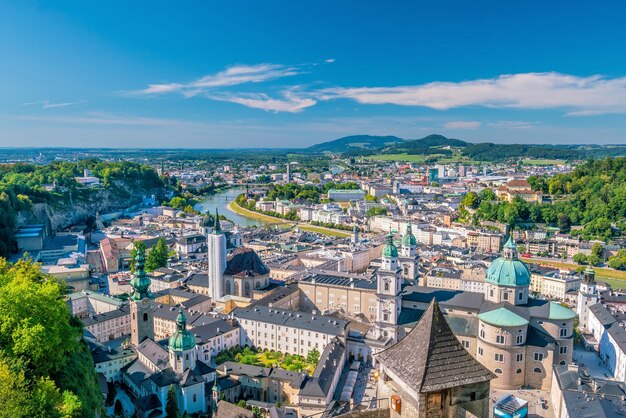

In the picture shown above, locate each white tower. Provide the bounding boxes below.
[207,208,227,301]
[577,266,598,331]
[375,233,402,341]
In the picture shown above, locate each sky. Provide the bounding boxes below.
[1,1,626,148]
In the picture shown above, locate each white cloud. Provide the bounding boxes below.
[317,72,626,115]
[325,58,336,63]
[444,121,481,129]
[134,64,300,96]
[208,90,316,113]
[22,100,86,109]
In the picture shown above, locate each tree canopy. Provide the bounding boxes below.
[0,258,101,417]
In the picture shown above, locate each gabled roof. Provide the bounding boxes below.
[376,299,494,393]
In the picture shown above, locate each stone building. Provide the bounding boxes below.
[376,299,494,418]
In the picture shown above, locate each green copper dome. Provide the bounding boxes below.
[401,223,417,247]
[129,245,152,301]
[382,232,398,258]
[479,307,529,327]
[168,308,196,351]
[485,236,531,287]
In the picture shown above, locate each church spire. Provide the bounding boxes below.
[129,245,152,301]
[213,208,222,234]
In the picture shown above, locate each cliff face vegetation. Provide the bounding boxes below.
[0,160,166,257]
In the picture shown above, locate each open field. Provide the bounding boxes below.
[227,201,351,237]
[522,159,566,166]
[524,258,626,289]
[366,153,428,162]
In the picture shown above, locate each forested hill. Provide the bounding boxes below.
[304,135,404,153]
[460,157,626,242]
[0,160,166,257]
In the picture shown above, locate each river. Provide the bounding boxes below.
[194,187,268,227]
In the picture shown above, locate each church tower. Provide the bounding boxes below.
[350,225,359,246]
[130,246,154,346]
[375,233,402,341]
[168,308,197,373]
[399,223,419,281]
[207,208,227,300]
[577,266,598,331]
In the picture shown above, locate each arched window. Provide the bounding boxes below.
[494,368,502,374]
[516,368,522,374]
[225,280,232,295]
[143,313,148,321]
[560,360,566,365]
[384,282,389,291]
[244,282,251,297]
[255,281,261,288]
[234,281,240,296]
[534,367,542,373]
[193,394,197,402]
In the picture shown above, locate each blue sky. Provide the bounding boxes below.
[1,1,626,148]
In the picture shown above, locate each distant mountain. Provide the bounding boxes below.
[303,135,405,154]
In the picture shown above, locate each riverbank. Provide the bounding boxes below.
[227,201,351,238]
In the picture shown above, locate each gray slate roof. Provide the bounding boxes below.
[377,299,494,393]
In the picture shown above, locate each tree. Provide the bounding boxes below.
[591,243,604,259]
[145,238,168,272]
[573,253,587,265]
[587,254,601,266]
[558,214,571,233]
[366,207,387,217]
[306,347,320,364]
[129,241,146,273]
[165,385,178,418]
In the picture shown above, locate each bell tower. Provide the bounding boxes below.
[130,246,154,346]
[375,233,402,341]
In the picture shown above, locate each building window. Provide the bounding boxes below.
[496,335,505,344]
[489,288,494,297]
[503,292,509,301]
[495,353,504,362]
[478,347,483,356]
[534,367,542,373]
[560,360,566,365]
[494,368,502,374]
[193,394,197,402]
[559,346,567,354]
[560,328,567,337]
[516,335,523,344]
[516,368,522,374]
[480,330,485,338]
[534,353,544,361]
[384,282,389,291]
[516,353,523,362]
[518,291,524,301]
[143,313,148,321]
[461,340,470,349]
[383,313,389,321]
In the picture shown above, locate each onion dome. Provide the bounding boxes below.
[168,308,196,351]
[129,245,152,301]
[382,232,398,258]
[401,223,417,247]
[485,236,530,287]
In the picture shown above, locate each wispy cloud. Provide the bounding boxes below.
[487,120,538,129]
[444,121,481,129]
[208,89,316,113]
[325,58,336,63]
[22,100,86,109]
[133,64,301,96]
[317,72,626,115]
[11,112,199,127]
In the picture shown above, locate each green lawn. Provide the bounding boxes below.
[216,346,317,375]
[522,159,566,166]
[366,153,428,162]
